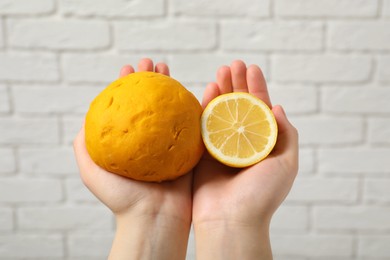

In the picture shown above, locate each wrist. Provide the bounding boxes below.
[109,211,191,260]
[194,219,272,260]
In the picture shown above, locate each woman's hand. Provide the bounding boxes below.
[73,58,192,260]
[192,60,299,260]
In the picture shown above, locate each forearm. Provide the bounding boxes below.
[109,213,191,260]
[194,220,272,260]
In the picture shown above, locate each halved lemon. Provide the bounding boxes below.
[201,92,278,168]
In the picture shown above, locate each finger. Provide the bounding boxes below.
[202,82,220,109]
[138,58,154,72]
[216,66,233,94]
[273,105,295,135]
[155,62,170,76]
[231,60,248,92]
[119,65,134,78]
[247,65,272,107]
[272,105,299,173]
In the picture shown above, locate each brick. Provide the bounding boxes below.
[0,208,13,230]
[0,85,10,113]
[291,116,363,145]
[0,117,59,144]
[0,148,15,174]
[384,0,390,16]
[62,116,84,145]
[364,179,390,203]
[8,18,109,50]
[271,234,353,257]
[319,148,390,175]
[271,205,308,231]
[68,232,114,257]
[275,0,378,17]
[314,206,390,230]
[330,21,390,51]
[173,0,270,17]
[0,19,3,49]
[221,21,322,51]
[378,55,390,82]
[169,54,267,84]
[358,235,390,258]
[62,53,165,83]
[66,178,99,203]
[272,55,371,83]
[114,21,216,51]
[322,87,390,114]
[286,177,359,203]
[19,147,78,175]
[18,206,111,230]
[0,52,58,82]
[268,84,317,114]
[368,118,390,145]
[61,0,164,17]
[298,148,315,175]
[0,179,62,202]
[0,0,54,15]
[13,85,101,114]
[0,234,63,257]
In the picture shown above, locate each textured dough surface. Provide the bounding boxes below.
[85,72,204,182]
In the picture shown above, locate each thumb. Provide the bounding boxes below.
[272,105,295,135]
[271,105,299,174]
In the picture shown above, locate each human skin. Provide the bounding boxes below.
[192,60,299,260]
[73,58,192,260]
[73,58,299,260]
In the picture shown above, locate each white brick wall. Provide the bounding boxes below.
[272,54,372,83]
[0,85,10,113]
[13,85,101,114]
[0,178,63,202]
[169,53,267,83]
[8,18,110,50]
[0,234,63,258]
[0,52,58,82]
[114,21,217,51]
[274,0,378,17]
[378,55,390,82]
[221,21,323,51]
[0,0,55,15]
[60,0,164,18]
[0,148,15,174]
[0,0,389,259]
[19,147,78,175]
[173,0,270,17]
[0,117,59,144]
[329,21,390,51]
[385,0,390,17]
[0,20,4,49]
